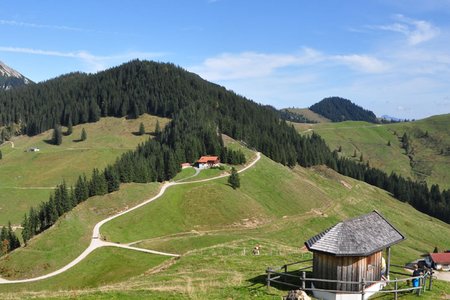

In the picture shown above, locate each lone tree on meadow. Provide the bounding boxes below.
[138,122,145,135]
[228,167,240,189]
[52,125,63,145]
[81,128,87,141]
[66,119,73,135]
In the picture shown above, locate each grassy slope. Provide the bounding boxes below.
[0,114,170,225]
[0,139,450,299]
[0,183,160,279]
[0,247,168,297]
[292,114,450,189]
[286,108,331,123]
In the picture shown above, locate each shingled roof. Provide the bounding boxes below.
[305,210,405,256]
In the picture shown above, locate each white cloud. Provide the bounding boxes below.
[332,54,389,73]
[0,19,90,32]
[0,46,166,72]
[191,48,386,81]
[191,48,323,80]
[369,15,440,45]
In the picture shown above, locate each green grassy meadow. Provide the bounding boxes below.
[0,114,169,225]
[292,114,450,189]
[0,182,160,280]
[0,126,450,299]
[286,108,331,123]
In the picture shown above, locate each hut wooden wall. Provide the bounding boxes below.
[312,251,382,292]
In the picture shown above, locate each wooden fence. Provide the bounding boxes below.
[266,260,434,299]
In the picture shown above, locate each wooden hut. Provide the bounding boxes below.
[305,210,405,299]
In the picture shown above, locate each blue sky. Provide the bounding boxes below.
[1,0,450,119]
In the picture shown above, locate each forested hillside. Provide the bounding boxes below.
[1,60,449,248]
[310,97,378,123]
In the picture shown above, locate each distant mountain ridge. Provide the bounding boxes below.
[309,97,378,123]
[0,60,32,90]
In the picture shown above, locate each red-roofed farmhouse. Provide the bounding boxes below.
[196,156,220,169]
[428,252,450,271]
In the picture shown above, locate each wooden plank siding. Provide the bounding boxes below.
[312,251,383,292]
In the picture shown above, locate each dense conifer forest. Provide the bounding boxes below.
[0,60,448,249]
[309,97,378,123]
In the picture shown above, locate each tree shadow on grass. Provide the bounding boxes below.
[131,132,156,136]
[43,139,55,145]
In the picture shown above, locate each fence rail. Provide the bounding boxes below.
[266,261,433,299]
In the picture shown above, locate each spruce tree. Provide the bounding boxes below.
[0,226,8,255]
[66,118,73,135]
[52,125,63,145]
[81,128,87,141]
[0,150,2,160]
[228,167,240,189]
[154,120,161,136]
[104,166,120,193]
[138,122,145,135]
[21,213,31,245]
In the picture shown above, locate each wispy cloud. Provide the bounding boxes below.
[0,19,90,32]
[0,46,166,72]
[332,54,389,73]
[0,19,131,36]
[191,48,387,81]
[368,15,440,45]
[191,48,323,80]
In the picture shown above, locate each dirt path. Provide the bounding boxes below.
[174,167,200,183]
[0,152,261,284]
[0,141,14,148]
[434,271,450,282]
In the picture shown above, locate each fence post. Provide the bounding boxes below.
[266,268,271,289]
[418,276,422,295]
[283,265,288,282]
[302,271,306,290]
[361,278,365,300]
[429,270,433,291]
[422,274,427,293]
[394,278,398,300]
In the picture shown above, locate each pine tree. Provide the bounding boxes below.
[138,122,145,135]
[387,140,391,146]
[81,128,87,141]
[228,167,240,189]
[154,120,161,136]
[338,145,342,152]
[0,226,8,255]
[353,149,357,157]
[360,153,364,162]
[0,150,2,160]
[104,166,120,193]
[21,213,31,245]
[52,125,63,145]
[66,118,73,135]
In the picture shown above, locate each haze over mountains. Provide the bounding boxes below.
[0,61,31,90]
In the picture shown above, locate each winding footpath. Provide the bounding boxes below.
[0,152,261,284]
